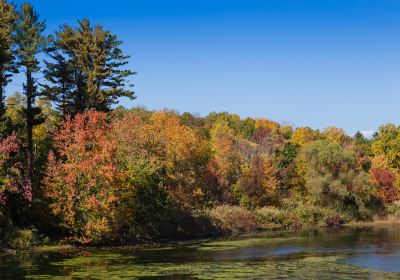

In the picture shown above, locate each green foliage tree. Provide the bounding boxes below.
[42,40,75,115]
[275,142,300,196]
[43,19,135,115]
[354,131,368,145]
[300,140,374,217]
[14,3,46,184]
[0,0,18,118]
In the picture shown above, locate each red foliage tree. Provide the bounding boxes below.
[44,111,123,243]
[0,135,31,205]
[370,168,399,203]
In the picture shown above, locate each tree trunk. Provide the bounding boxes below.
[0,83,4,118]
[0,66,4,118]
[26,69,34,185]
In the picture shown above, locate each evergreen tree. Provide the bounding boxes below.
[354,131,368,144]
[14,3,46,184]
[42,39,75,115]
[43,19,135,115]
[0,0,18,118]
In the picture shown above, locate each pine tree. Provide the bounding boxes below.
[42,38,76,115]
[0,0,18,117]
[14,3,46,184]
[44,19,135,115]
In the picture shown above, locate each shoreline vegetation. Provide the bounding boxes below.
[2,205,400,254]
[2,0,400,252]
[2,219,400,255]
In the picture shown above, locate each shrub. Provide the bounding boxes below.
[324,215,346,227]
[292,204,350,227]
[6,228,42,250]
[256,207,299,229]
[293,205,327,225]
[176,210,218,238]
[384,203,400,219]
[210,205,258,234]
[146,207,218,239]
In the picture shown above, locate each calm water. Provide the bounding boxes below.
[1,225,400,279]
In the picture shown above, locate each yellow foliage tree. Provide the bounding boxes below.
[323,126,348,146]
[291,127,320,147]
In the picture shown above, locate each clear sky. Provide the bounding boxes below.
[8,0,400,135]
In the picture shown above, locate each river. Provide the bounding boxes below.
[1,225,400,279]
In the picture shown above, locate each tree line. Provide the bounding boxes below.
[0,0,134,183]
[1,0,400,246]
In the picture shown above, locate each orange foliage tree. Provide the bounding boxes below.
[111,111,212,237]
[208,120,242,203]
[150,112,211,207]
[236,155,278,208]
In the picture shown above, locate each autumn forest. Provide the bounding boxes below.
[1,1,400,248]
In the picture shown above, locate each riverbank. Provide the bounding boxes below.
[347,215,400,226]
[1,222,397,257]
[4,221,400,256]
[3,204,400,254]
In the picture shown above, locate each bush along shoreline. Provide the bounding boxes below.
[3,203,400,252]
[2,0,400,251]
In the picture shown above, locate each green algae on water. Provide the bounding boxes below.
[199,236,307,251]
[3,226,400,280]
[25,254,400,280]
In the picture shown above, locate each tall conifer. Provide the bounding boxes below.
[0,0,18,117]
[14,2,46,184]
[44,19,135,115]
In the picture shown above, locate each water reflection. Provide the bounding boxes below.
[1,225,400,279]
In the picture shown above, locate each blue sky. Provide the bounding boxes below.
[8,0,400,135]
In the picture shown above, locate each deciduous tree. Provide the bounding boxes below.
[372,124,400,169]
[208,120,242,203]
[300,140,374,215]
[44,111,123,243]
[0,135,30,204]
[291,127,320,147]
[236,155,277,208]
